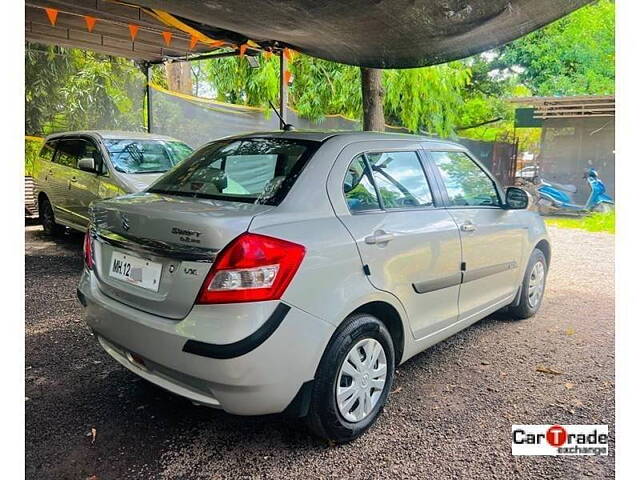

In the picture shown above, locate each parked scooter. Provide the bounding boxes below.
[536,168,614,215]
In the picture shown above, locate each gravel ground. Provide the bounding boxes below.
[25,224,614,479]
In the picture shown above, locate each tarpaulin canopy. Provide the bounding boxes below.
[26,0,590,67]
[126,0,590,68]
[25,0,229,61]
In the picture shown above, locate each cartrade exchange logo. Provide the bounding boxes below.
[512,425,608,456]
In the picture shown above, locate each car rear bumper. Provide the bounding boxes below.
[77,269,334,415]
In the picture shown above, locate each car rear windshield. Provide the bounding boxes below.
[148,137,319,205]
[104,139,193,174]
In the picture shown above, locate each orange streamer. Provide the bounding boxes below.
[189,35,198,50]
[162,31,173,46]
[44,8,59,26]
[128,24,139,41]
[84,16,97,33]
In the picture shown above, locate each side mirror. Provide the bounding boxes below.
[504,187,529,210]
[77,157,96,173]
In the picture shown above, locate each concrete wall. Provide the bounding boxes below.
[540,117,615,201]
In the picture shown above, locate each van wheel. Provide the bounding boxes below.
[305,313,395,443]
[39,196,64,236]
[592,203,614,214]
[510,248,547,319]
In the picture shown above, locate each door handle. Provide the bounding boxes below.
[460,222,476,232]
[365,230,396,245]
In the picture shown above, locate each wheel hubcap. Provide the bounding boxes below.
[528,261,545,308]
[336,338,387,423]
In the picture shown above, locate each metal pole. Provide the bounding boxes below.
[279,51,288,129]
[146,62,153,133]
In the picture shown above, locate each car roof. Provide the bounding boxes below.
[44,130,183,142]
[227,130,465,148]
[44,129,466,150]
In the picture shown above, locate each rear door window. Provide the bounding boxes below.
[367,151,433,209]
[344,155,381,212]
[431,151,501,207]
[343,151,434,212]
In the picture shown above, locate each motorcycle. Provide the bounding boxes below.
[536,168,614,216]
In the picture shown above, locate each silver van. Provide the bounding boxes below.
[78,131,550,443]
[33,131,192,234]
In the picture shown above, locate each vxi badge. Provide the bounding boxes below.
[512,425,608,456]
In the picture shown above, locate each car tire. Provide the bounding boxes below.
[39,196,64,236]
[305,313,395,443]
[509,248,547,319]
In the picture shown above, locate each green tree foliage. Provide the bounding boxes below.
[201,55,280,107]
[25,44,146,135]
[200,54,470,137]
[454,0,613,145]
[383,64,470,136]
[501,0,615,96]
[289,57,362,121]
[25,0,613,144]
[24,137,43,176]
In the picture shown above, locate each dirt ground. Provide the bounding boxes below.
[25,223,614,479]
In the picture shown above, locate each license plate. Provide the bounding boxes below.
[109,251,162,292]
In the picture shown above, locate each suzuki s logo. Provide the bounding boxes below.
[121,214,130,232]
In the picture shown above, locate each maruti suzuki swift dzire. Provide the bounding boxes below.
[77,131,550,443]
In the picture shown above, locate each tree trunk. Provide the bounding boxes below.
[165,61,193,95]
[360,67,385,131]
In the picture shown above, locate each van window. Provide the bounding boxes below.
[39,140,57,162]
[103,139,192,174]
[53,139,85,169]
[53,139,102,170]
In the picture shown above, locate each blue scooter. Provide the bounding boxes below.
[536,168,614,215]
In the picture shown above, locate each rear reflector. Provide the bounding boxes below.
[83,230,94,270]
[197,232,305,304]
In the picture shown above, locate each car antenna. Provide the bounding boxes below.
[268,100,295,131]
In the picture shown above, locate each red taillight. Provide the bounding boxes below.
[83,230,94,270]
[197,232,306,304]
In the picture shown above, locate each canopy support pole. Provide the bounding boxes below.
[145,62,153,134]
[279,51,288,129]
